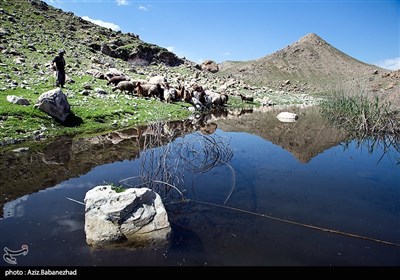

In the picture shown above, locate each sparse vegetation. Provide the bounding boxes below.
[119,121,235,203]
[320,89,400,137]
[111,184,126,193]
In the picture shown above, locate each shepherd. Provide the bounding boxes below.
[52,49,66,88]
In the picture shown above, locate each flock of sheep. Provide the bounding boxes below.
[105,72,230,110]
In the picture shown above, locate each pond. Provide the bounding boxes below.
[1,106,399,266]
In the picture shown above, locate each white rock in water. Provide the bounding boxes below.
[277,112,298,123]
[84,185,171,248]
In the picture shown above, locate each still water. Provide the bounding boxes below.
[1,106,399,266]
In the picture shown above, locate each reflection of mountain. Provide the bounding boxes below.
[216,106,349,163]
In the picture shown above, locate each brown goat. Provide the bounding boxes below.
[176,84,185,101]
[239,93,254,102]
[107,75,129,86]
[112,81,135,94]
[136,82,164,100]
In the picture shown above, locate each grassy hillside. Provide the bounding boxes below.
[0,0,192,144]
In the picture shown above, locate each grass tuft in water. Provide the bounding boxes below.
[320,89,400,137]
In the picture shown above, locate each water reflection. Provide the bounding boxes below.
[1,105,396,215]
[216,105,350,163]
[0,105,399,265]
[119,123,233,203]
[0,107,269,214]
[342,135,400,166]
[0,115,220,215]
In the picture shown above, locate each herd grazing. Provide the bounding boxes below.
[105,72,232,109]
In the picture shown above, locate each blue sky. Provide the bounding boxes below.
[45,0,399,70]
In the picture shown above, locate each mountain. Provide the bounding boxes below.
[219,33,399,104]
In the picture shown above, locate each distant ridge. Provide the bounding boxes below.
[219,33,398,102]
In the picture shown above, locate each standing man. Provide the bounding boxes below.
[52,49,66,88]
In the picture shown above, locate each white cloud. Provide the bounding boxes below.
[223,52,231,56]
[139,5,149,12]
[116,0,128,6]
[82,16,121,31]
[375,57,400,71]
[47,0,63,6]
[166,46,174,52]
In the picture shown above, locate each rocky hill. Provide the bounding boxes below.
[219,33,399,105]
[1,0,182,67]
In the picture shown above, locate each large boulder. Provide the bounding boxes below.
[201,60,219,73]
[35,88,71,123]
[84,186,171,248]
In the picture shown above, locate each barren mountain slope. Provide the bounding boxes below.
[219,33,399,105]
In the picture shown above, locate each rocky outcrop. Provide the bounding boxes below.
[84,185,171,248]
[35,88,71,123]
[201,60,219,73]
[127,45,183,66]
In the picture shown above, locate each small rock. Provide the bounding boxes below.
[27,44,36,51]
[12,147,29,153]
[7,95,30,105]
[83,83,92,90]
[95,88,107,95]
[277,112,298,123]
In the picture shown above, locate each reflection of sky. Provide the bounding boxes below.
[2,195,28,219]
[50,214,84,236]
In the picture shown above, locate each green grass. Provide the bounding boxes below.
[320,90,400,136]
[227,95,260,109]
[0,74,192,144]
[111,184,126,193]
